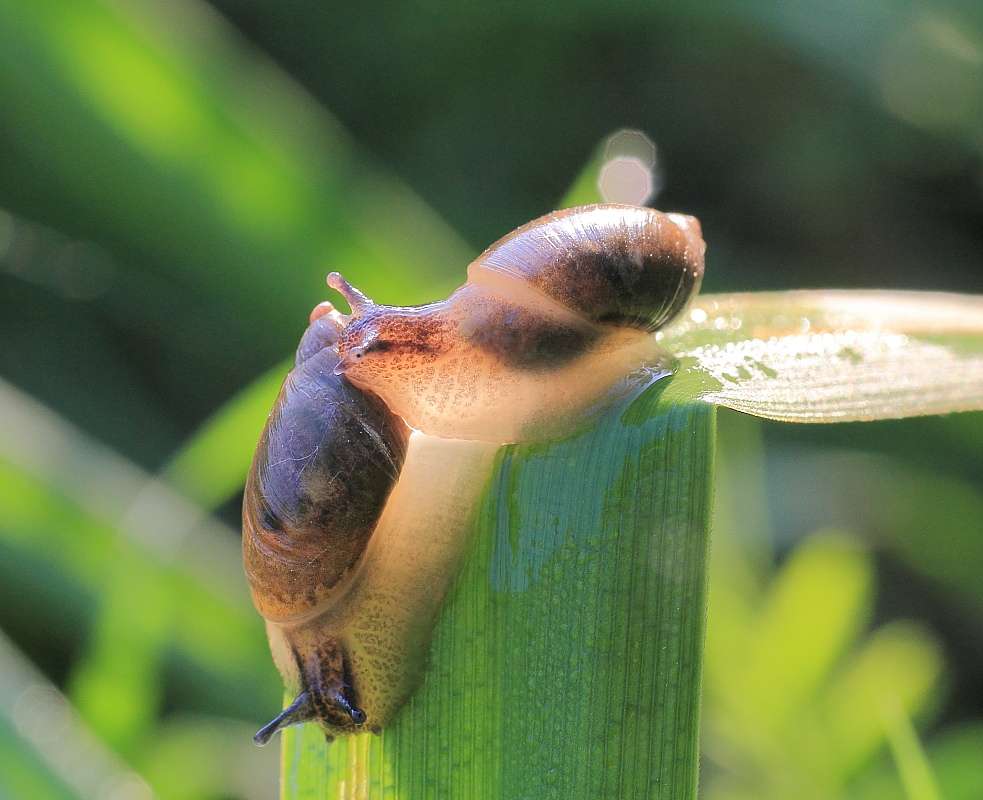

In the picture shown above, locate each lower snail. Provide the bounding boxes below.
[243,306,410,741]
[244,204,705,744]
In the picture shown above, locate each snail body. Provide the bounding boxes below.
[330,204,704,442]
[245,204,705,743]
[244,310,411,741]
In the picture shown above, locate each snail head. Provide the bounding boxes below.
[332,315,390,377]
[327,278,451,381]
[324,272,388,377]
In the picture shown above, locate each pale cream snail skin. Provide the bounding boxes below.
[244,203,705,744]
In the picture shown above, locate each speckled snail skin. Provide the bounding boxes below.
[244,204,705,744]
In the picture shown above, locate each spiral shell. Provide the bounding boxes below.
[467,204,703,333]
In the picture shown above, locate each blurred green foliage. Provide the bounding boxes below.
[0,0,982,798]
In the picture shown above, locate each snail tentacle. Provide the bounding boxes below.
[254,692,316,746]
[327,272,376,318]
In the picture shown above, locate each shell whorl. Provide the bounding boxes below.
[468,204,704,333]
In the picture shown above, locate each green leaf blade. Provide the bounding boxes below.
[282,389,714,799]
[663,290,983,422]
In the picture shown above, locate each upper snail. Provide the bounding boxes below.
[327,204,705,443]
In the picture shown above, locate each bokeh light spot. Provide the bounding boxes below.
[597,129,661,205]
[604,129,657,168]
[598,157,654,205]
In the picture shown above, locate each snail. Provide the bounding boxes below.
[243,304,411,742]
[329,204,704,442]
[245,203,705,744]
[244,299,497,745]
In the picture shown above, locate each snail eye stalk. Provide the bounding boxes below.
[253,692,316,747]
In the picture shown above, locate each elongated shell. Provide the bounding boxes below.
[468,204,704,333]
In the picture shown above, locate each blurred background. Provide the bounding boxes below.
[0,0,982,798]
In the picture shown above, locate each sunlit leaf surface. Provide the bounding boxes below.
[283,389,714,800]
[661,291,983,421]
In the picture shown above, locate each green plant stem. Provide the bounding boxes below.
[282,388,714,799]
